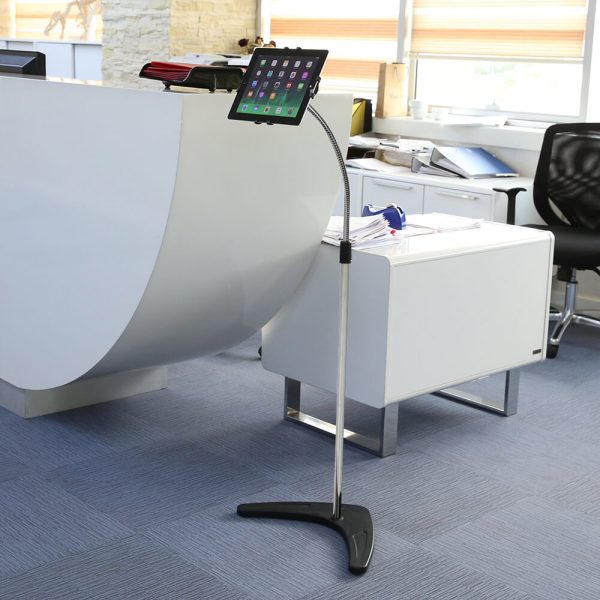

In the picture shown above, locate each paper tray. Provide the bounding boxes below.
[139,62,244,92]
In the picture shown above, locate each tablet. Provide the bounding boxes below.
[228,48,328,126]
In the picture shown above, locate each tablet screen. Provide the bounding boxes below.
[228,48,328,126]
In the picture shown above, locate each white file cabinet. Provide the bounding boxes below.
[264,222,553,408]
[262,223,554,454]
[337,166,538,225]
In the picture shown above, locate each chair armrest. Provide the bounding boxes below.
[493,187,527,225]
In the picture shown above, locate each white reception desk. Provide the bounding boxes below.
[0,76,351,417]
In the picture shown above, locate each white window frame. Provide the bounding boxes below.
[399,0,598,123]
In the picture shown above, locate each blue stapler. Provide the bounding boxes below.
[362,203,406,230]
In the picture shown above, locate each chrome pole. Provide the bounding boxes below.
[333,260,350,518]
[307,104,351,520]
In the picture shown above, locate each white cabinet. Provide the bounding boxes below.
[74,43,102,80]
[337,166,537,224]
[1,38,102,80]
[263,223,553,409]
[36,42,74,78]
[363,176,424,215]
[423,186,492,219]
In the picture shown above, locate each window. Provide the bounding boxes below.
[2,0,102,41]
[262,0,594,121]
[414,58,583,117]
[409,0,591,120]
[263,0,400,99]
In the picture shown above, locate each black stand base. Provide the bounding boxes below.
[237,501,374,574]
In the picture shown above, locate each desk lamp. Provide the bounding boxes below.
[228,47,374,574]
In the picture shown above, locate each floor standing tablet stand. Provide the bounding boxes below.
[237,102,374,575]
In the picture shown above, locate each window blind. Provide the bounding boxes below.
[269,1,399,82]
[411,0,588,59]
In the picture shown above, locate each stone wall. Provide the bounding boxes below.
[102,0,171,88]
[170,0,256,56]
[0,0,15,38]
[102,0,256,87]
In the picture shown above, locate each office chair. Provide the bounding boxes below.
[495,123,600,358]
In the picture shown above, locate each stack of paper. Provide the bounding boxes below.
[345,158,405,173]
[227,56,252,66]
[405,213,483,232]
[169,54,229,65]
[323,215,397,249]
[323,213,483,250]
[378,139,434,154]
[348,135,386,149]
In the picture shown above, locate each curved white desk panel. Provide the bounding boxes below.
[0,77,181,390]
[91,93,351,377]
[0,76,351,389]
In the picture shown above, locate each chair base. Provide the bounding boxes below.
[548,268,600,357]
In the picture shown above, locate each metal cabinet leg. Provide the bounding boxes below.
[433,369,520,416]
[282,370,519,456]
[283,377,399,457]
[284,377,301,415]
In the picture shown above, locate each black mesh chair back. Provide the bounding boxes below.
[522,122,600,357]
[534,123,600,230]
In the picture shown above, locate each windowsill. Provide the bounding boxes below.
[373,116,546,151]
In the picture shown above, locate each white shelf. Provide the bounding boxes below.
[373,116,546,152]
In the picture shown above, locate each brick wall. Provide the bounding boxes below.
[102,0,256,88]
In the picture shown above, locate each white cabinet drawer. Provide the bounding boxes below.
[363,176,424,215]
[424,186,492,219]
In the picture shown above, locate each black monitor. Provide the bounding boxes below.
[228,48,328,126]
[0,50,46,76]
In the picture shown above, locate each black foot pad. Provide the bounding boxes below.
[237,501,373,574]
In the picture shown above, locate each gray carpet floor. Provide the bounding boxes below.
[1,326,600,599]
